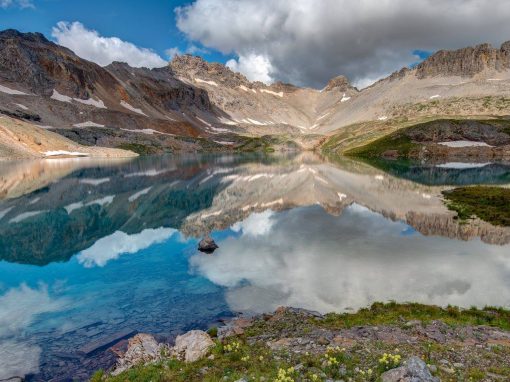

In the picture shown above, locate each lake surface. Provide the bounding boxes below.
[1,153,510,381]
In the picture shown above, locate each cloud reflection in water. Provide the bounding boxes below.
[191,204,510,313]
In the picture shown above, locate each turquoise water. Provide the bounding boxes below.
[1,154,509,380]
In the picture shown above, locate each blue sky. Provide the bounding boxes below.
[1,0,507,88]
[0,0,232,63]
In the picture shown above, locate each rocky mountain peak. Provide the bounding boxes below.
[170,54,250,88]
[323,75,356,92]
[0,29,49,43]
[415,41,510,78]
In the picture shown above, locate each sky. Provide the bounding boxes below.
[1,0,510,88]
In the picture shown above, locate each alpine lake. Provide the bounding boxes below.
[1,153,509,381]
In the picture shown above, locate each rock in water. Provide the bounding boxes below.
[111,334,165,376]
[198,236,218,253]
[381,356,439,382]
[172,330,214,362]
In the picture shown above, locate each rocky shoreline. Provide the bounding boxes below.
[90,303,510,381]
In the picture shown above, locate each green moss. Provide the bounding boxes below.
[345,134,420,158]
[207,326,218,338]
[92,302,510,382]
[318,302,510,330]
[442,186,510,226]
[116,143,158,155]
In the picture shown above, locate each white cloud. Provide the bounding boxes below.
[226,53,274,84]
[165,47,182,59]
[176,0,510,88]
[77,228,177,267]
[191,204,510,314]
[0,0,34,9]
[0,283,68,379]
[51,21,167,68]
[231,210,275,236]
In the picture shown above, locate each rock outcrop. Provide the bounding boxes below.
[111,334,166,376]
[172,330,215,363]
[416,41,510,78]
[381,356,439,382]
[198,235,219,253]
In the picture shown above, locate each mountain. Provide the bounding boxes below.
[2,153,509,266]
[1,28,510,157]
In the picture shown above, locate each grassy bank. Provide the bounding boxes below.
[93,303,510,382]
[443,186,510,226]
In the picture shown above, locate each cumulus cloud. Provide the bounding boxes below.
[51,21,167,68]
[231,210,275,236]
[176,0,510,88]
[77,228,177,267]
[191,204,510,313]
[226,53,274,83]
[0,0,34,9]
[0,283,68,379]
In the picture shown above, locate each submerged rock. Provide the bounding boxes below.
[198,235,219,253]
[381,356,439,382]
[111,333,166,376]
[172,330,215,362]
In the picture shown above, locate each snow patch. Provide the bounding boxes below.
[378,116,388,121]
[340,93,351,102]
[436,162,492,169]
[245,118,266,126]
[261,198,283,208]
[51,89,72,103]
[0,84,28,95]
[195,78,218,87]
[14,103,28,110]
[128,187,152,202]
[120,100,146,116]
[74,97,106,108]
[213,140,235,145]
[438,141,492,148]
[80,178,110,186]
[316,112,330,121]
[73,121,105,128]
[429,94,441,99]
[239,85,256,93]
[218,117,238,125]
[125,169,170,177]
[43,150,90,157]
[260,89,283,97]
[9,210,47,224]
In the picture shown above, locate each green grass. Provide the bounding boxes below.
[442,186,510,226]
[318,301,510,330]
[117,143,158,155]
[345,134,420,159]
[92,302,510,382]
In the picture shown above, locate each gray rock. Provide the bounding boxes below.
[172,330,214,362]
[198,236,218,253]
[381,356,440,382]
[111,333,166,376]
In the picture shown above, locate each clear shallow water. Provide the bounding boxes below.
[1,153,510,380]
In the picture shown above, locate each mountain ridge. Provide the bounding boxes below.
[1,29,510,156]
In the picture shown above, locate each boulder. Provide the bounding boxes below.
[381,356,439,382]
[173,330,215,362]
[111,333,165,376]
[198,236,218,253]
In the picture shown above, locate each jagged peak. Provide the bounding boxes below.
[323,75,356,92]
[0,28,49,44]
[415,40,510,78]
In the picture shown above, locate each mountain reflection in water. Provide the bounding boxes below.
[0,153,509,381]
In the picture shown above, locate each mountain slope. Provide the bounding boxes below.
[1,29,510,155]
[0,115,137,159]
